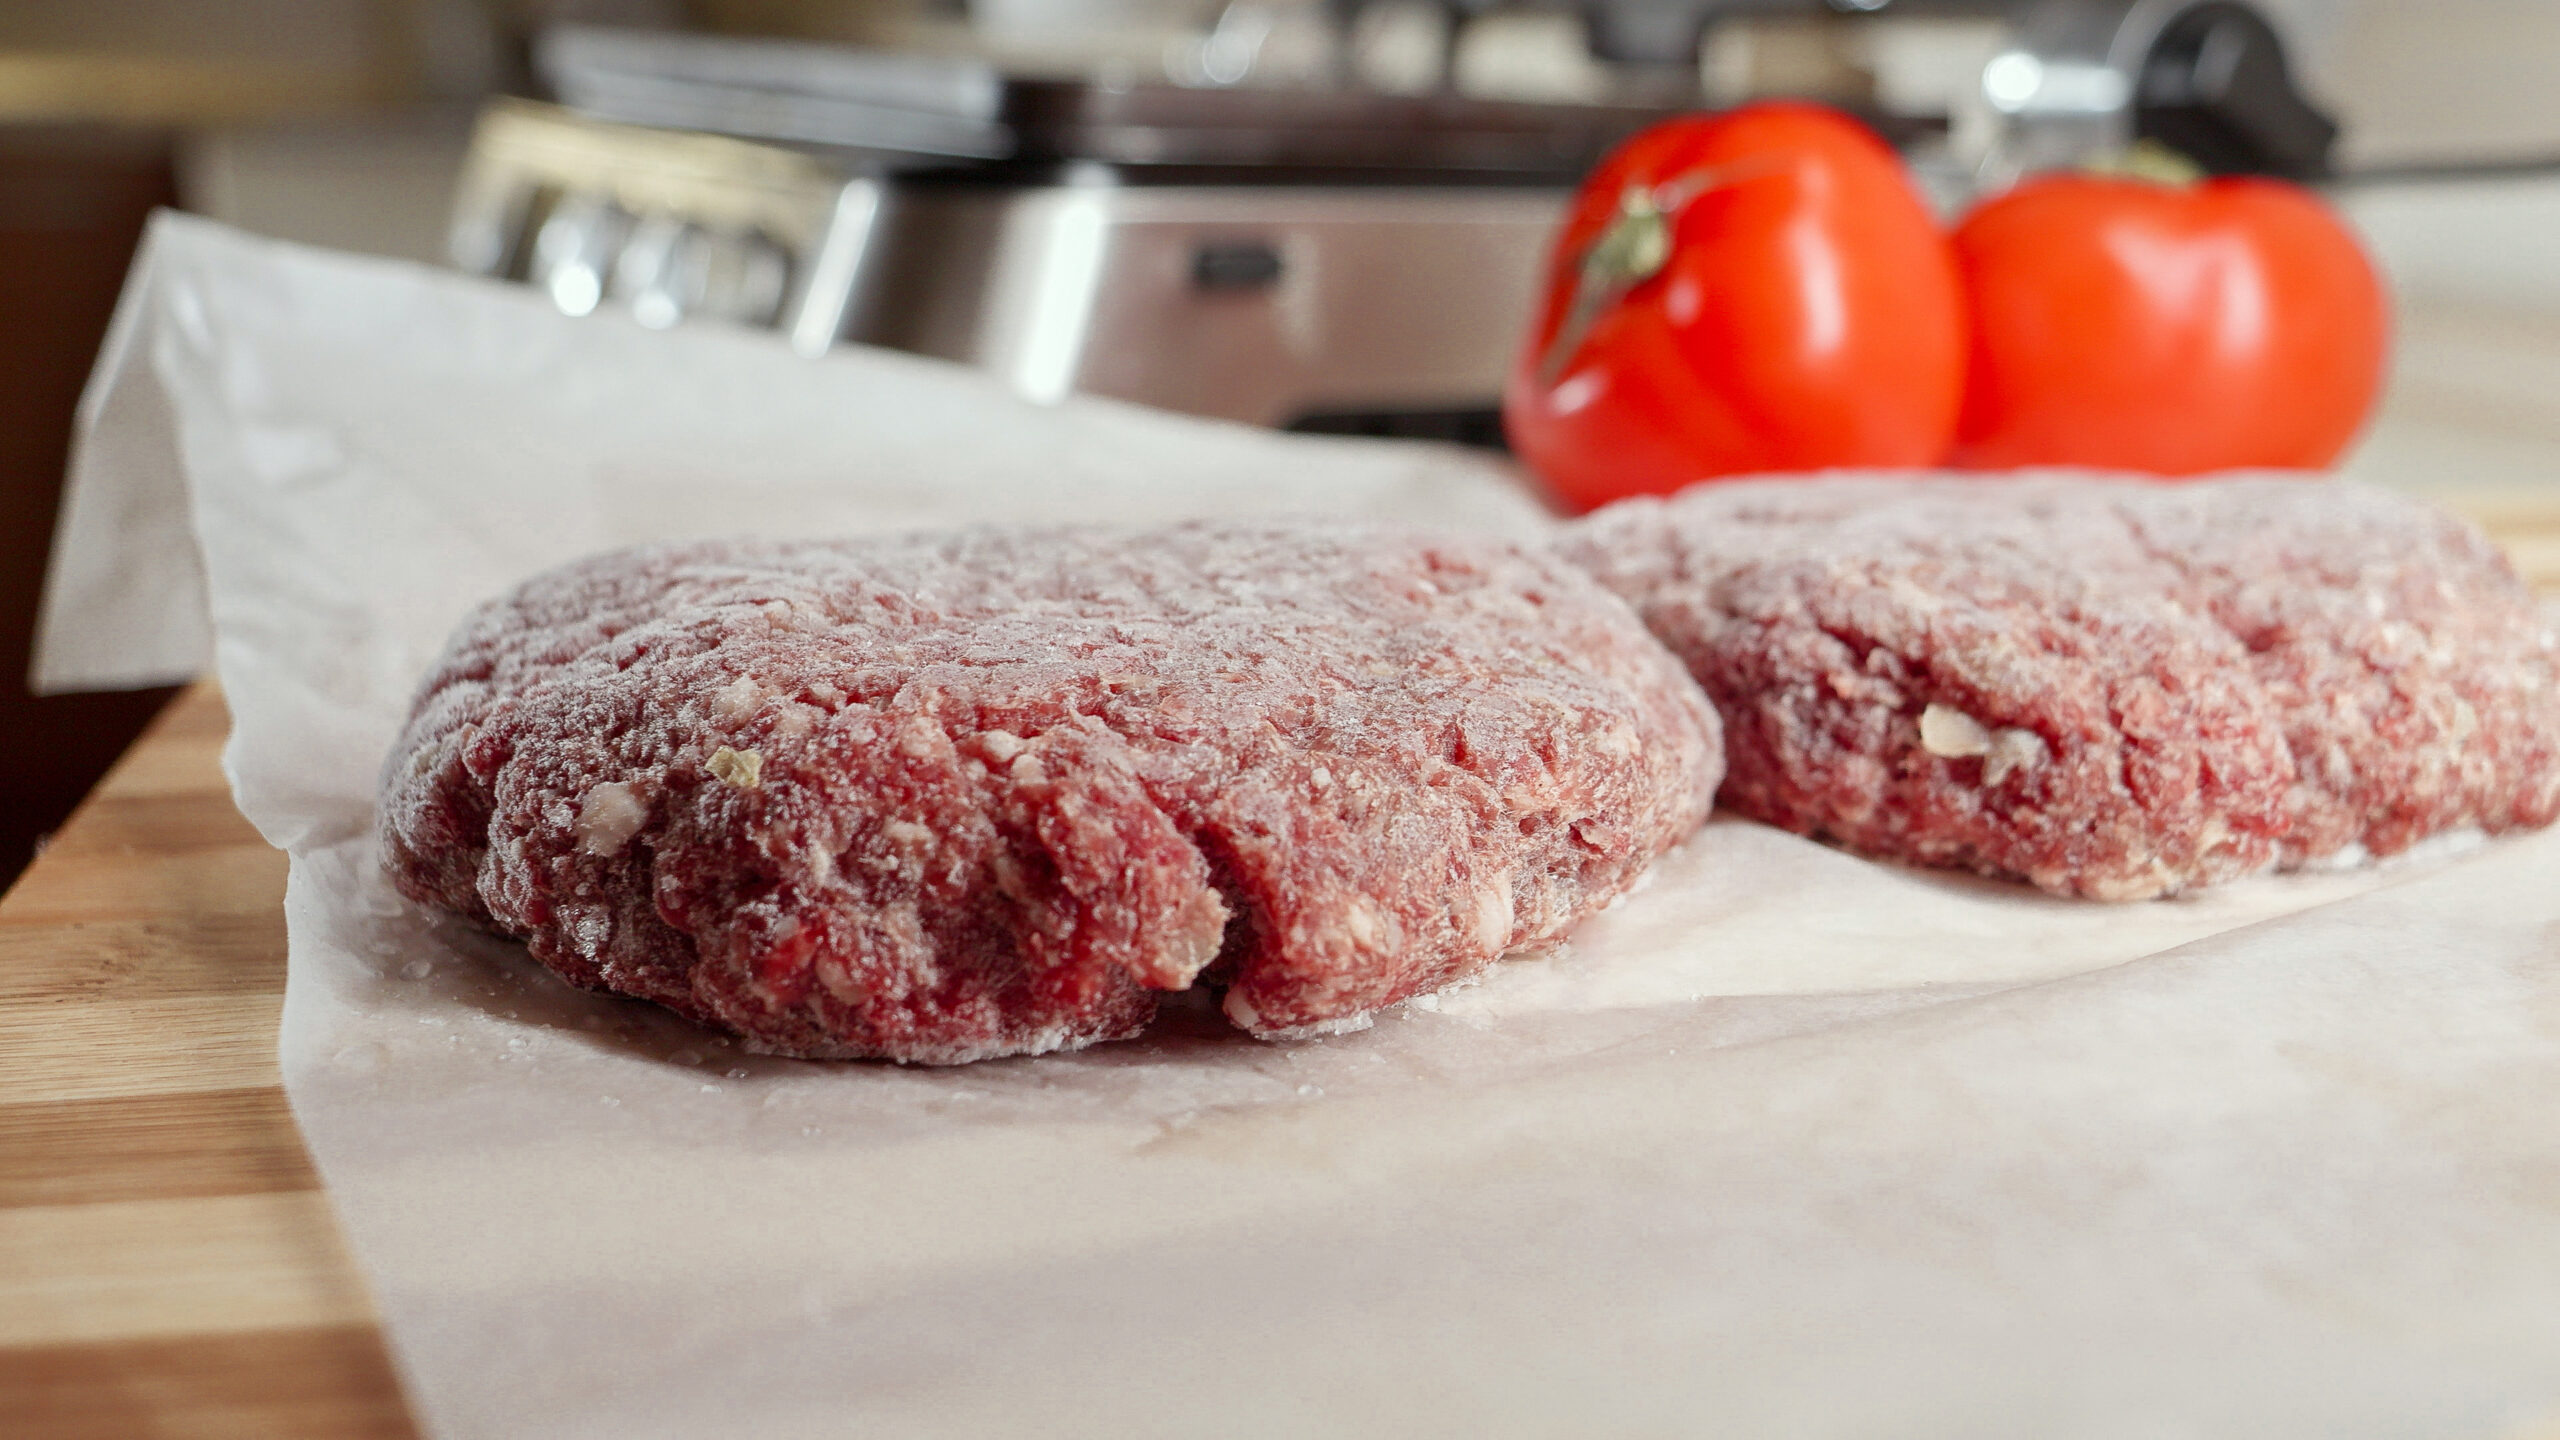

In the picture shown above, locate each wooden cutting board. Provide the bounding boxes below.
[1,490,2554,1439]
[0,683,415,1438]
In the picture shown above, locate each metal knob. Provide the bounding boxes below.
[1977,0,2337,188]
[2135,1,2338,179]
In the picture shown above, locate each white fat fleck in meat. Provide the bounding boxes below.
[1918,703,1995,759]
[574,781,647,857]
[1340,898,1385,950]
[1982,727,2048,787]
[978,730,1025,764]
[713,674,764,722]
[989,851,1029,904]
[707,746,762,789]
[895,717,941,759]
[1223,990,1262,1030]
[1474,874,1514,951]
[1919,703,2046,785]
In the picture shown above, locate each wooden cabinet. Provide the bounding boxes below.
[0,126,182,889]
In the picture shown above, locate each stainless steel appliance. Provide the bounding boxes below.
[448,2,2336,437]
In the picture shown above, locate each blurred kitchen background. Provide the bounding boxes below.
[2,0,2557,886]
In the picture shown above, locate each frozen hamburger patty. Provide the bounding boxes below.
[381,522,1723,1063]
[1561,476,2560,900]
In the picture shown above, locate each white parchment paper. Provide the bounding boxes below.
[45,215,2560,1440]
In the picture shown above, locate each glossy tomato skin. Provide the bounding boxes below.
[1503,102,1966,514]
[1952,174,2388,473]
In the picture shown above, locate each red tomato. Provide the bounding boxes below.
[1952,174,2388,473]
[1503,102,1966,513]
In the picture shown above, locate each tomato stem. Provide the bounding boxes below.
[2075,139,2206,186]
[1536,156,1789,385]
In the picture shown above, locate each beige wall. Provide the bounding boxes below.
[2313,1,2560,168]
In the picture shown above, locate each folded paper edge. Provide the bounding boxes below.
[31,207,217,695]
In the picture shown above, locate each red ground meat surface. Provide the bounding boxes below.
[380,522,1722,1063]
[1562,476,2560,900]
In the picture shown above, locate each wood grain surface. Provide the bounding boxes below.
[1,496,2554,1440]
[0,683,416,1439]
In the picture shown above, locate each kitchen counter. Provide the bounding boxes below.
[2,480,2555,1437]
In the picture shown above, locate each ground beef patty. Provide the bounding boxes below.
[381,522,1722,1063]
[1562,476,2560,900]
